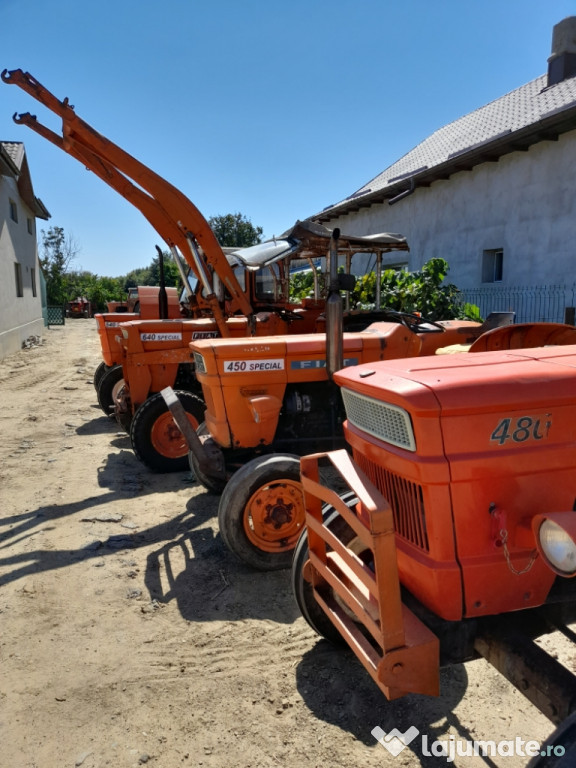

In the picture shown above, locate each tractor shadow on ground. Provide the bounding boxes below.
[143,491,300,626]
[296,644,502,766]
[76,411,122,436]
[0,451,203,586]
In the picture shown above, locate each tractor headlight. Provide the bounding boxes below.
[537,519,576,576]
[193,351,206,374]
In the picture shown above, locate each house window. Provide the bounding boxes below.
[31,267,37,297]
[15,262,23,297]
[27,217,34,235]
[9,199,18,222]
[482,249,503,283]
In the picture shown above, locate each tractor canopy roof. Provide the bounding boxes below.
[226,220,409,271]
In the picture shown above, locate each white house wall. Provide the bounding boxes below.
[324,128,576,289]
[0,173,44,359]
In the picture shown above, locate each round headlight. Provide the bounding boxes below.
[538,519,576,575]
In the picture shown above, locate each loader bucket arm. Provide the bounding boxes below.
[9,110,228,333]
[2,68,252,325]
[12,113,197,269]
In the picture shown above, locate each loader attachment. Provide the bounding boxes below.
[160,387,226,483]
[299,449,439,700]
[2,67,251,331]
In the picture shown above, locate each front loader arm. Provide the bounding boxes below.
[2,68,252,323]
[11,110,228,332]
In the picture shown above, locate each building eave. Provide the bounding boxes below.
[315,101,576,223]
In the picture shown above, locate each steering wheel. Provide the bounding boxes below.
[278,309,304,322]
[387,310,445,334]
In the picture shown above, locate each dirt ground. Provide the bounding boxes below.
[0,319,571,768]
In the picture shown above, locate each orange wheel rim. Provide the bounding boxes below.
[243,479,305,553]
[150,411,200,459]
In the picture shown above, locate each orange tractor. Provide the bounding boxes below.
[66,297,91,318]
[291,338,576,760]
[163,229,521,568]
[279,231,576,757]
[93,285,182,415]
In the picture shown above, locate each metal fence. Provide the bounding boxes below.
[458,285,576,324]
[46,306,65,326]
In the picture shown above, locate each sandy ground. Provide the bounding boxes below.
[0,319,571,768]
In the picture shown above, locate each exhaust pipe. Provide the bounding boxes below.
[155,245,168,320]
[326,228,342,379]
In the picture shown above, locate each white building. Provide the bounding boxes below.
[314,17,576,318]
[0,141,50,359]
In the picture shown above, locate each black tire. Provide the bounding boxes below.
[96,364,124,416]
[526,712,576,767]
[114,383,133,433]
[130,390,205,473]
[291,492,358,645]
[93,361,111,391]
[218,454,305,571]
[189,422,228,494]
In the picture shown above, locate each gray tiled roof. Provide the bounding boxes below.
[318,72,576,218]
[0,140,50,219]
[1,141,24,169]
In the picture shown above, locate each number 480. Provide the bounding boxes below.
[490,416,549,445]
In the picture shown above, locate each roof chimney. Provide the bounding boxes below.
[548,17,576,86]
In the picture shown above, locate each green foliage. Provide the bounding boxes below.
[350,258,480,321]
[65,271,125,312]
[208,212,263,247]
[289,257,480,321]
[289,268,324,302]
[123,250,182,292]
[39,226,186,312]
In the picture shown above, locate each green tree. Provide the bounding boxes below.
[123,250,182,292]
[66,270,125,312]
[208,212,263,247]
[147,250,182,288]
[123,267,151,291]
[40,226,80,305]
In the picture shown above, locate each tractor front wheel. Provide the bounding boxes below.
[96,364,123,417]
[218,454,305,570]
[93,361,110,391]
[291,493,359,645]
[130,391,205,473]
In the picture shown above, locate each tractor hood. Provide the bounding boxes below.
[336,345,576,421]
[335,346,576,462]
[336,344,576,620]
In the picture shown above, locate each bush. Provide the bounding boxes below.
[292,257,481,321]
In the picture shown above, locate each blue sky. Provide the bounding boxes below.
[2,0,574,276]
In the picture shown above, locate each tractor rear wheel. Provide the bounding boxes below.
[130,391,205,473]
[93,361,110,391]
[291,493,359,645]
[218,454,305,570]
[96,364,123,417]
[189,422,228,495]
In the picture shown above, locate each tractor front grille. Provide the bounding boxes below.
[341,388,415,451]
[356,453,429,552]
